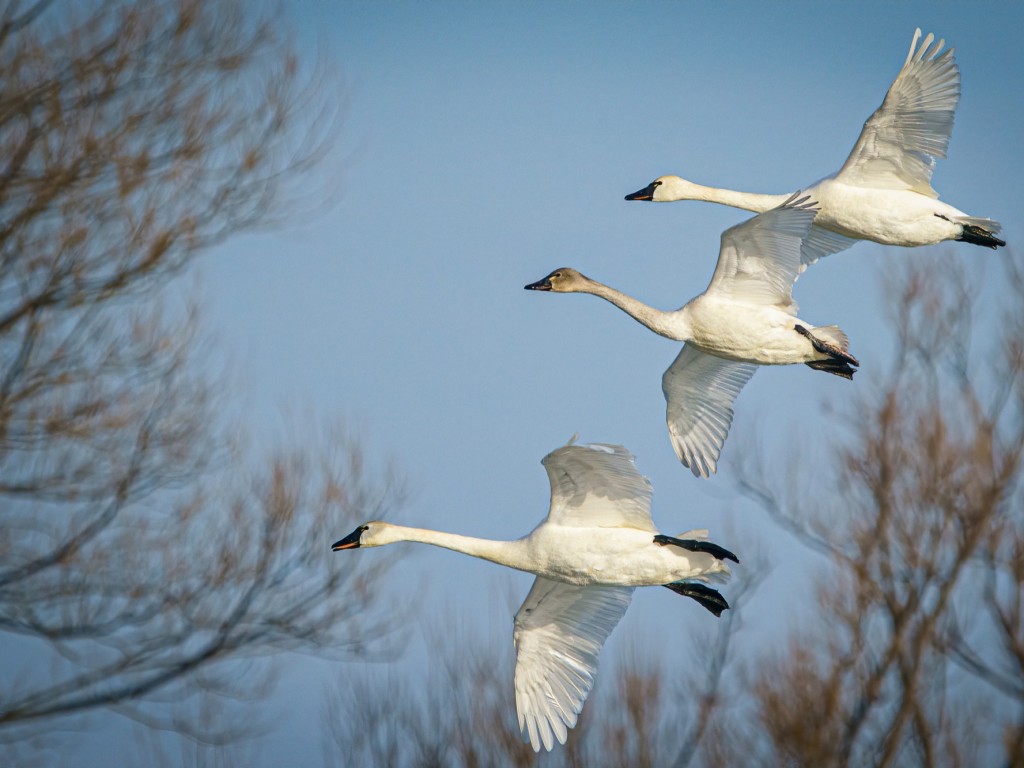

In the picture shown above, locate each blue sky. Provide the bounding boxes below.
[193,2,1024,763]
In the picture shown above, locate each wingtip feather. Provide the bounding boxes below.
[906,28,923,68]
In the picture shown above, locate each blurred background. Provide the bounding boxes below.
[1,1,1022,765]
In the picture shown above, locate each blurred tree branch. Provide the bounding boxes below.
[322,571,763,768]
[0,0,400,756]
[733,252,1024,767]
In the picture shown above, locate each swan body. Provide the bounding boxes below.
[526,197,858,477]
[626,29,1005,257]
[340,521,721,587]
[681,294,838,365]
[332,440,736,751]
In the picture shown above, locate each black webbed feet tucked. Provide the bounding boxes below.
[795,324,859,379]
[805,358,857,379]
[654,534,739,563]
[956,224,1006,249]
[663,581,730,616]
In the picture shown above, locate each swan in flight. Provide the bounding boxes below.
[525,196,857,477]
[332,440,736,752]
[626,28,1005,260]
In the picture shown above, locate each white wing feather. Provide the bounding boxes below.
[541,443,655,532]
[835,28,960,196]
[800,223,858,270]
[513,577,633,751]
[706,195,817,310]
[662,346,757,477]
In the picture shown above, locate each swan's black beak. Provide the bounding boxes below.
[524,276,552,291]
[331,527,363,551]
[625,182,657,201]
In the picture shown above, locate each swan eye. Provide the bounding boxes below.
[551,272,562,279]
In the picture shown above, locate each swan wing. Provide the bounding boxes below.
[835,28,959,197]
[706,194,817,310]
[513,577,634,751]
[662,345,758,478]
[800,223,858,270]
[542,442,656,532]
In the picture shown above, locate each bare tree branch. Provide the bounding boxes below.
[0,0,401,757]
[735,251,1024,768]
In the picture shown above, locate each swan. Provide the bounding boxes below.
[625,28,1005,260]
[525,196,858,477]
[331,440,736,752]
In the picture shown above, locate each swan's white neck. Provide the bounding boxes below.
[666,178,787,214]
[381,524,531,572]
[579,279,691,341]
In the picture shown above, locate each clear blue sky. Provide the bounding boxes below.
[193,2,1024,763]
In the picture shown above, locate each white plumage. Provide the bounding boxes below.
[526,197,858,477]
[626,29,1004,255]
[331,441,736,751]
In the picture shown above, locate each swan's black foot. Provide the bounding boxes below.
[957,223,1006,249]
[663,581,729,616]
[805,358,857,379]
[795,324,859,379]
[794,324,859,365]
[654,534,739,563]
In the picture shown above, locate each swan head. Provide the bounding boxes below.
[625,175,689,202]
[331,521,395,550]
[524,267,591,293]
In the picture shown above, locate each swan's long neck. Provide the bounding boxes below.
[384,525,531,572]
[580,279,690,341]
[672,179,788,214]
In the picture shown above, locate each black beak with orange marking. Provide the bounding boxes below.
[624,182,658,201]
[331,526,364,551]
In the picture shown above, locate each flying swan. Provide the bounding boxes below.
[525,196,857,477]
[626,28,1005,261]
[332,440,736,752]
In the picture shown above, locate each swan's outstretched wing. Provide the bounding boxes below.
[662,345,758,478]
[835,28,959,197]
[542,442,656,532]
[706,195,817,311]
[800,223,857,270]
[513,577,634,751]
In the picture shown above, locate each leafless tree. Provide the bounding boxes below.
[0,0,402,759]
[730,252,1024,767]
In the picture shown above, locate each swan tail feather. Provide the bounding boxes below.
[675,528,709,540]
[807,324,850,353]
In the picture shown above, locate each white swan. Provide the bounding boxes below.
[626,28,1005,259]
[525,196,857,477]
[332,440,736,752]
